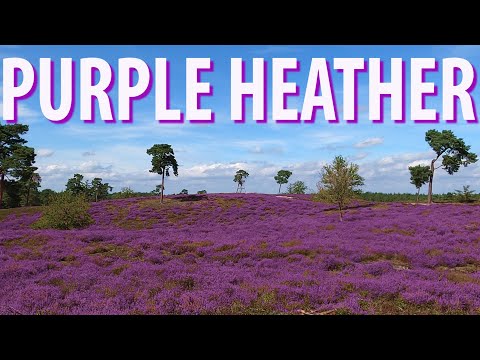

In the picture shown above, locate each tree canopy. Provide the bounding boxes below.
[425,130,477,204]
[233,170,249,193]
[408,165,431,204]
[274,170,292,193]
[317,155,364,221]
[147,144,179,203]
[0,124,36,208]
[287,180,308,194]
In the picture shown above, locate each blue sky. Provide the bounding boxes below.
[2,45,480,195]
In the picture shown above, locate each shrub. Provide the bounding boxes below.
[455,185,476,203]
[32,192,94,230]
[287,181,308,194]
[111,187,136,199]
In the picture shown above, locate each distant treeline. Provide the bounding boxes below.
[358,191,479,203]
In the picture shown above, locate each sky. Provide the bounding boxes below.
[2,44,480,195]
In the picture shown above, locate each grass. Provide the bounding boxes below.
[360,294,473,315]
[371,226,416,236]
[0,206,43,221]
[2,234,49,250]
[86,243,144,261]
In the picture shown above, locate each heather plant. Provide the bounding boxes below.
[32,191,93,230]
[317,155,364,221]
[3,193,480,315]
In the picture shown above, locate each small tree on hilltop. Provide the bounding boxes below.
[234,170,249,193]
[408,165,431,205]
[180,189,188,195]
[425,130,477,204]
[274,170,292,194]
[287,181,308,194]
[147,144,179,203]
[317,155,364,221]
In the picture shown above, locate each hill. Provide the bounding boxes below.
[1,193,480,314]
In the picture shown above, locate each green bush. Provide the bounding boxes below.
[32,192,94,230]
[455,185,476,203]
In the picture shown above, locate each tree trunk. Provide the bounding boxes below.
[26,184,31,207]
[416,188,420,205]
[161,170,165,204]
[338,204,343,222]
[278,184,281,194]
[427,159,435,205]
[0,173,4,209]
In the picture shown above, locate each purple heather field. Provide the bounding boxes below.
[1,193,480,315]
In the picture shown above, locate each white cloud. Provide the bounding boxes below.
[82,151,96,157]
[407,160,431,167]
[36,149,54,157]
[182,162,249,178]
[355,137,384,148]
[0,102,40,120]
[307,131,353,145]
[350,152,369,161]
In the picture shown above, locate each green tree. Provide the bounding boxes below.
[24,171,41,206]
[274,170,293,193]
[117,186,136,199]
[455,185,476,203]
[146,144,179,203]
[180,189,188,195]
[234,170,249,193]
[0,124,36,209]
[287,180,308,194]
[152,184,163,195]
[65,173,87,195]
[4,180,23,208]
[425,130,477,204]
[408,165,431,204]
[39,188,56,206]
[317,155,364,221]
[197,190,207,194]
[90,177,112,202]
